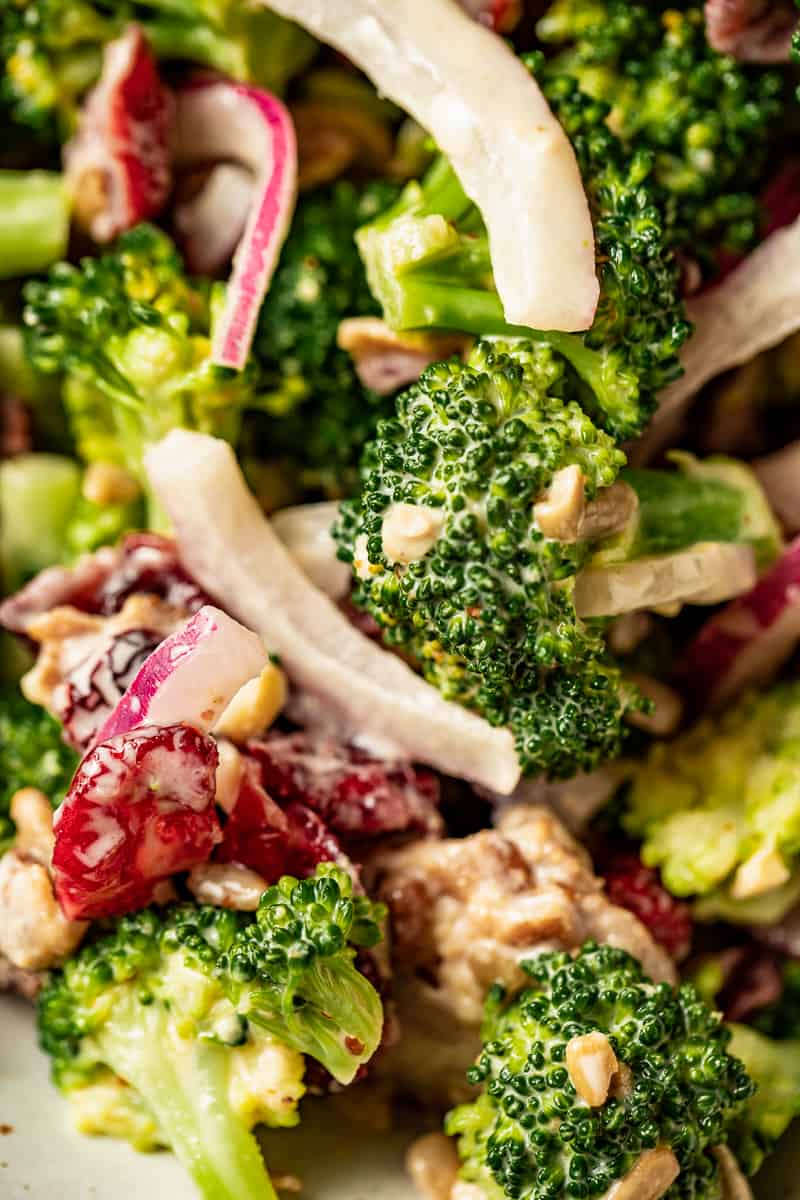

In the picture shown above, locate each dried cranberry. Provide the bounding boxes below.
[284,801,350,877]
[56,627,163,751]
[99,534,211,616]
[245,732,441,839]
[53,724,220,920]
[603,853,693,962]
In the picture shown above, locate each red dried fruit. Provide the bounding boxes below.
[245,732,441,839]
[603,852,693,961]
[216,760,351,882]
[56,627,163,751]
[52,724,220,920]
[65,26,173,243]
[98,533,211,616]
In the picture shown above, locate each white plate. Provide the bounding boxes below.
[1,993,797,1199]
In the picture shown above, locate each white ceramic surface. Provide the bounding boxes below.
[1,993,797,1199]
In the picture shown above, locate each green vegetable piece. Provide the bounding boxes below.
[0,685,78,850]
[0,172,70,279]
[728,1024,800,1177]
[447,942,755,1199]
[0,453,81,590]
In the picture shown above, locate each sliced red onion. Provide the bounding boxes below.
[460,0,521,31]
[173,163,255,275]
[271,501,350,598]
[705,0,797,62]
[639,215,800,459]
[173,80,297,370]
[261,0,597,333]
[574,543,757,619]
[674,537,800,711]
[64,26,172,243]
[93,604,268,744]
[145,431,521,794]
[754,441,800,535]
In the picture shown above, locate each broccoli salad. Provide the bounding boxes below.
[4,2,800,1199]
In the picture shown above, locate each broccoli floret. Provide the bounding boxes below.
[727,1024,800,1177]
[249,179,400,497]
[0,685,78,850]
[356,65,689,440]
[620,682,800,914]
[334,338,641,780]
[0,171,70,278]
[446,942,754,1199]
[537,1,787,268]
[22,224,256,529]
[0,0,315,145]
[38,866,385,1200]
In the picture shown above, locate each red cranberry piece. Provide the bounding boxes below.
[284,801,350,877]
[52,723,220,920]
[603,853,693,962]
[56,627,163,752]
[245,732,440,838]
[99,534,211,616]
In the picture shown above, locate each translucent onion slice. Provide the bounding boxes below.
[261,0,597,333]
[94,604,268,743]
[574,543,757,618]
[145,431,521,794]
[173,80,297,369]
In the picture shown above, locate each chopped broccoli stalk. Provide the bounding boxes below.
[0,685,78,851]
[0,0,315,144]
[23,224,254,530]
[38,867,385,1200]
[249,180,400,497]
[334,338,641,780]
[446,942,755,1199]
[594,453,782,568]
[0,172,70,278]
[0,453,81,589]
[621,682,800,912]
[728,1024,800,1177]
[537,1,787,268]
[64,492,145,559]
[752,959,800,1042]
[356,65,689,440]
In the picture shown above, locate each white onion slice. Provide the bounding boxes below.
[94,604,268,743]
[145,431,521,794]
[271,502,351,598]
[639,216,800,458]
[261,0,597,333]
[574,543,757,618]
[173,81,297,369]
[174,163,255,275]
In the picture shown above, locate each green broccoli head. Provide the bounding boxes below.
[0,685,78,850]
[446,942,755,1200]
[356,64,689,440]
[621,682,800,915]
[38,865,385,1200]
[23,224,253,528]
[249,179,400,497]
[0,0,315,145]
[334,338,638,779]
[537,1,787,269]
[727,1023,800,1178]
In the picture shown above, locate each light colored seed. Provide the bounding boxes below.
[566,1031,619,1107]
[604,1147,680,1200]
[214,663,288,743]
[187,862,267,911]
[608,1062,634,1101]
[382,502,445,564]
[730,846,790,900]
[406,1133,460,1200]
[82,461,141,507]
[577,480,639,542]
[215,740,244,814]
[534,465,586,542]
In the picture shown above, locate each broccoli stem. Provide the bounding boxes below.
[0,172,70,279]
[97,997,279,1200]
[0,454,82,589]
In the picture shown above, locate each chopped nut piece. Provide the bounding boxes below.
[533,465,586,542]
[406,1132,460,1200]
[82,461,141,506]
[187,862,267,911]
[566,1031,619,1106]
[214,663,288,742]
[608,612,654,656]
[10,788,55,865]
[0,851,87,970]
[382,502,445,565]
[731,845,791,900]
[608,1062,634,1100]
[215,739,244,814]
[338,317,471,395]
[577,480,639,542]
[625,674,683,737]
[712,1145,753,1200]
[605,1147,680,1200]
